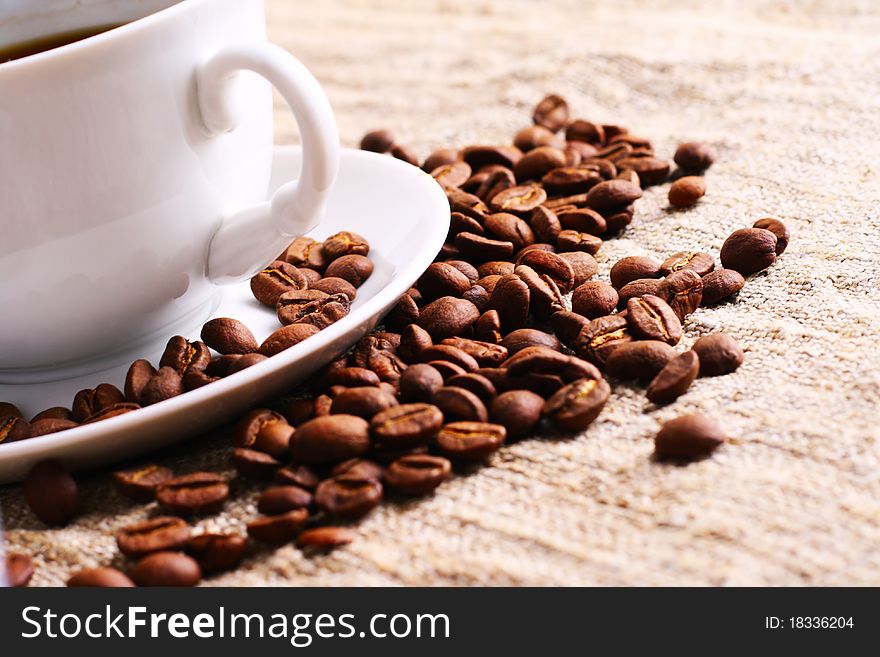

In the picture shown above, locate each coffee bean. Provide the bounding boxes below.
[614,157,669,187]
[24,459,77,526]
[673,142,716,171]
[557,251,598,286]
[660,251,714,277]
[604,341,676,381]
[156,472,229,515]
[315,475,383,518]
[436,421,506,461]
[200,318,258,355]
[259,323,320,357]
[72,383,124,423]
[490,184,547,215]
[423,148,459,172]
[130,551,201,587]
[528,206,562,243]
[384,293,420,332]
[398,364,444,403]
[543,377,611,431]
[29,417,79,436]
[67,567,134,587]
[572,281,619,318]
[140,366,184,406]
[556,229,602,255]
[419,262,472,300]
[433,386,488,422]
[474,309,502,344]
[490,390,545,440]
[0,402,22,418]
[397,325,432,364]
[324,254,373,287]
[331,387,398,419]
[383,454,451,495]
[420,345,479,372]
[475,167,517,203]
[447,187,490,220]
[247,507,310,543]
[113,464,174,502]
[250,260,308,306]
[501,328,561,355]
[515,249,575,293]
[322,366,383,394]
[257,485,313,515]
[484,213,536,251]
[360,129,395,153]
[476,274,502,293]
[296,526,355,549]
[332,458,384,481]
[116,517,191,557]
[646,350,699,404]
[488,274,530,332]
[31,407,72,423]
[311,276,358,301]
[506,348,601,384]
[544,192,590,210]
[445,373,497,405]
[575,315,632,366]
[692,333,744,376]
[322,231,370,260]
[299,268,323,285]
[720,227,777,275]
[514,265,565,318]
[700,268,745,305]
[752,218,790,254]
[124,359,156,404]
[232,448,281,479]
[532,94,569,132]
[443,259,479,283]
[558,208,606,235]
[514,125,564,151]
[585,179,642,211]
[289,414,371,464]
[462,145,523,170]
[549,311,590,349]
[655,414,725,459]
[615,167,641,186]
[418,296,480,340]
[277,290,350,328]
[185,533,247,574]
[233,409,291,458]
[668,176,706,208]
[81,403,139,425]
[661,269,704,319]
[455,231,515,262]
[427,360,467,381]
[284,237,329,272]
[391,143,419,166]
[0,415,30,443]
[441,337,508,367]
[275,464,321,490]
[5,553,34,587]
[542,167,602,195]
[514,146,566,182]
[626,294,683,345]
[565,119,604,144]
[370,403,443,447]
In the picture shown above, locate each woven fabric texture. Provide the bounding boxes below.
[3,0,879,586]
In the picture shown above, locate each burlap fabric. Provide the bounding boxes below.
[3,0,879,586]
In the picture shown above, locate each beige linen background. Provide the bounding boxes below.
[3,0,880,585]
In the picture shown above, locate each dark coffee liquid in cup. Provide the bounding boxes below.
[0,23,123,63]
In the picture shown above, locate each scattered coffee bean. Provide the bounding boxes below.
[604,341,676,381]
[433,386,488,422]
[140,366,184,406]
[585,179,642,211]
[250,260,308,307]
[331,386,398,419]
[156,472,229,516]
[113,464,174,503]
[383,454,451,495]
[654,413,725,460]
[31,406,73,423]
[575,315,632,366]
[116,517,191,557]
[0,415,30,443]
[646,351,700,404]
[661,269,704,319]
[259,323,320,357]
[232,448,282,479]
[185,533,247,574]
[446,373,497,405]
[420,344,479,372]
[130,551,202,587]
[673,142,716,171]
[700,268,745,306]
[753,218,790,254]
[275,464,321,490]
[435,421,506,461]
[315,476,383,518]
[626,294,683,345]
[692,333,744,376]
[5,553,34,587]
[572,281,619,319]
[200,318,258,355]
[720,227,777,275]
[323,231,370,260]
[324,254,374,287]
[24,459,78,526]
[668,176,706,208]
[360,129,395,153]
[257,486,313,515]
[399,364,444,403]
[490,390,544,440]
[609,256,661,289]
[284,237,329,271]
[297,526,355,549]
[67,567,134,587]
[543,377,611,431]
[660,251,714,277]
[371,403,444,447]
[29,417,78,436]
[532,94,569,132]
[290,415,371,463]
[72,383,124,423]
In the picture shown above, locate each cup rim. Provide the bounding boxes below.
[0,0,212,72]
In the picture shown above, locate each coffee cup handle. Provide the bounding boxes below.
[198,43,340,284]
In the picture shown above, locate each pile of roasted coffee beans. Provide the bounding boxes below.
[2,94,790,586]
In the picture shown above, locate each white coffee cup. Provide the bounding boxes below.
[0,0,339,381]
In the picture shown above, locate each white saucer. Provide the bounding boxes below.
[0,146,449,483]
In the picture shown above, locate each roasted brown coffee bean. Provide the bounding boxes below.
[383,454,451,495]
[139,366,184,406]
[72,383,124,423]
[311,276,358,301]
[575,315,632,366]
[278,290,350,328]
[250,260,308,306]
[604,341,676,381]
[418,296,480,340]
[462,285,490,312]
[299,267,323,285]
[315,476,383,518]
[200,318,259,354]
[476,274,502,293]
[660,251,714,277]
[488,274,530,332]
[654,413,725,459]
[185,533,247,574]
[419,262,472,300]
[585,179,642,211]
[274,397,315,426]
[232,448,281,479]
[284,236,329,271]
[542,167,601,195]
[420,345,479,372]
[618,278,667,307]
[124,359,156,404]
[692,333,744,376]
[297,526,355,548]
[398,364,444,403]
[558,208,606,235]
[668,176,706,208]
[331,387,398,419]
[428,360,467,380]
[604,209,634,235]
[290,414,371,463]
[81,403,139,425]
[0,401,22,418]
[626,294,683,345]
[391,143,419,166]
[474,166,517,203]
[446,373,497,405]
[113,464,174,502]
[116,517,191,557]
[532,94,569,132]
[233,409,291,458]
[549,311,590,349]
[447,187,490,220]
[423,148,459,172]
[432,386,488,422]
[572,281,618,318]
[441,337,508,368]
[484,213,535,251]
[516,248,575,293]
[566,140,600,161]
[130,551,201,587]
[5,553,34,587]
[398,324,433,363]
[160,336,211,377]
[615,167,641,186]
[24,459,78,526]
[489,390,544,440]
[0,415,30,443]
[29,417,78,436]
[332,458,384,481]
[556,229,602,255]
[610,256,661,289]
[500,329,560,356]
[31,407,73,423]
[529,206,562,243]
[544,192,590,210]
[352,331,401,363]
[67,567,135,587]
[324,254,373,287]
[753,218,789,254]
[506,347,600,382]
[673,142,716,171]
[565,119,604,144]
[436,421,506,461]
[443,259,480,283]
[720,228,777,275]
[360,129,395,153]
[384,293,420,332]
[543,377,611,431]
[455,232,514,262]
[461,145,523,170]
[516,265,566,318]
[661,269,704,319]
[701,268,745,305]
[474,309,502,344]
[156,472,229,516]
[370,403,444,448]
[557,251,598,286]
[322,231,370,260]
[513,146,566,182]
[614,156,669,186]
[514,124,563,152]
[257,485,313,515]
[646,350,699,404]
[489,184,547,214]
[259,323,320,357]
